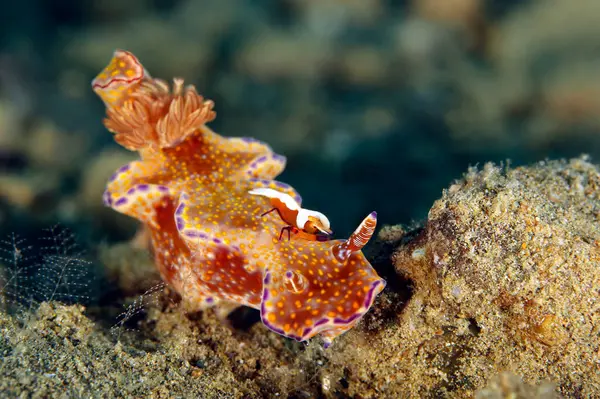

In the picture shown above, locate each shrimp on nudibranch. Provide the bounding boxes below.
[176,181,385,347]
[93,49,386,348]
[248,187,333,241]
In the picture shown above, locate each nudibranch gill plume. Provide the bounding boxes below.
[93,49,386,347]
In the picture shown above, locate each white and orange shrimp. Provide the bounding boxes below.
[248,187,333,241]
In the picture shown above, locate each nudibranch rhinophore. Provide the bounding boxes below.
[94,49,386,347]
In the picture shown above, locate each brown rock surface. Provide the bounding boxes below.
[388,156,599,397]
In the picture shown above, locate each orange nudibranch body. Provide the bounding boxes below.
[94,49,385,347]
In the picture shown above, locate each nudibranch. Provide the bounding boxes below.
[248,187,333,241]
[94,49,386,347]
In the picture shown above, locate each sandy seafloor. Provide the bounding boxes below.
[1,1,600,397]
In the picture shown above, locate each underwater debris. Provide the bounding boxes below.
[0,225,92,312]
[475,372,560,399]
[93,50,385,347]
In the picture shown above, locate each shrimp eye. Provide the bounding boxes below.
[305,216,332,235]
[303,220,320,235]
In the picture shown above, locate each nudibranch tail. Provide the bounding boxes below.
[332,211,377,263]
[92,49,149,109]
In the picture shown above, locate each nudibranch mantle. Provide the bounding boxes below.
[94,49,385,347]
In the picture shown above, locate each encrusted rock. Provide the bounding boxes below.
[393,157,600,397]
